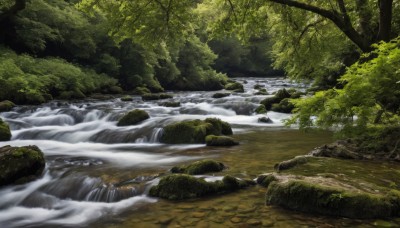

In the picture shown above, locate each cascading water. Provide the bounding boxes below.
[0,77,305,227]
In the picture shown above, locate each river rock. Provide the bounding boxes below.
[212,92,231,98]
[205,135,239,146]
[149,174,255,200]
[258,117,273,123]
[117,109,150,126]
[255,104,267,114]
[260,88,294,111]
[225,82,244,93]
[262,172,400,219]
[142,93,173,101]
[254,84,264,90]
[271,98,295,113]
[0,145,45,186]
[160,101,180,107]
[160,118,232,144]
[274,155,309,171]
[171,159,225,175]
[0,118,11,141]
[120,96,133,101]
[0,100,16,112]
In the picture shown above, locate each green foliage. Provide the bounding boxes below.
[287,37,400,137]
[0,46,117,104]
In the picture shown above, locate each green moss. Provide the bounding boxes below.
[117,109,150,126]
[0,100,16,112]
[225,82,244,92]
[274,156,309,171]
[256,174,278,188]
[149,174,255,200]
[0,118,11,141]
[212,92,231,98]
[205,135,239,146]
[271,98,295,113]
[255,105,267,114]
[132,87,151,95]
[160,118,233,144]
[260,89,292,110]
[121,96,133,101]
[266,180,400,219]
[142,93,173,101]
[171,159,225,175]
[0,145,45,186]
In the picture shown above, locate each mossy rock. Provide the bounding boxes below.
[149,174,255,200]
[0,118,11,141]
[205,135,239,146]
[258,117,273,123]
[171,159,225,175]
[132,87,151,95]
[254,84,264,90]
[0,145,45,186]
[260,88,292,110]
[160,101,180,107]
[0,100,16,112]
[255,105,267,114]
[225,82,244,92]
[142,93,173,101]
[255,88,268,95]
[274,156,309,171]
[266,179,400,219]
[256,173,278,188]
[121,96,133,101]
[271,98,295,113]
[212,92,231,98]
[160,118,232,144]
[117,109,150,126]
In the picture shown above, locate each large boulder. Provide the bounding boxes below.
[255,104,267,114]
[149,174,255,200]
[225,82,244,93]
[160,118,232,144]
[271,98,295,113]
[0,145,45,186]
[0,118,11,141]
[171,160,225,175]
[258,173,400,219]
[260,88,298,111]
[117,109,150,126]
[205,135,239,146]
[0,100,16,112]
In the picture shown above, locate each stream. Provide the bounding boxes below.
[0,77,398,227]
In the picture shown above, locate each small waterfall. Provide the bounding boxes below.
[149,128,164,143]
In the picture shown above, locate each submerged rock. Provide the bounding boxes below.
[160,101,180,107]
[225,82,244,93]
[149,174,254,200]
[117,109,150,126]
[171,159,225,175]
[212,92,231,98]
[274,155,309,171]
[0,145,45,186]
[205,135,239,146]
[142,93,173,101]
[0,100,16,112]
[0,118,11,141]
[160,118,232,144]
[258,117,273,124]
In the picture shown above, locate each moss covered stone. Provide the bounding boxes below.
[254,84,264,90]
[225,82,244,93]
[0,145,45,186]
[160,101,180,107]
[120,96,133,101]
[256,173,278,188]
[271,98,295,113]
[117,109,150,126]
[258,116,273,123]
[171,159,225,175]
[266,179,400,219]
[212,92,231,98]
[255,104,267,114]
[274,155,309,171]
[205,135,239,146]
[142,93,173,101]
[0,100,16,112]
[149,174,255,200]
[260,88,293,111]
[0,118,11,141]
[160,118,232,144]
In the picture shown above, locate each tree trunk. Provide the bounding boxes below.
[377,0,393,42]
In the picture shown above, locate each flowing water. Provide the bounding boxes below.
[0,78,399,227]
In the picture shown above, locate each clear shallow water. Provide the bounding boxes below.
[0,77,398,227]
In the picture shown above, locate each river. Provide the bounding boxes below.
[0,77,396,227]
